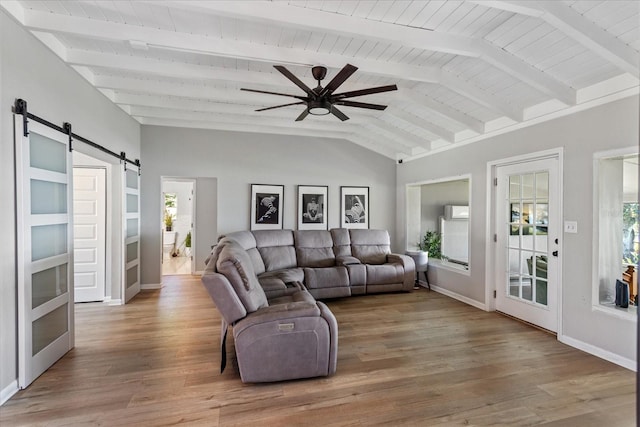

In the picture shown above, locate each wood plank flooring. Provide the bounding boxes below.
[1,275,635,426]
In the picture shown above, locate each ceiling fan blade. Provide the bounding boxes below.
[241,88,307,100]
[332,84,398,100]
[295,108,310,121]
[319,64,358,97]
[255,102,306,112]
[273,65,314,96]
[334,100,387,110]
[330,105,349,121]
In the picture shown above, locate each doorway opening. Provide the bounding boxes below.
[162,179,195,276]
[72,152,109,304]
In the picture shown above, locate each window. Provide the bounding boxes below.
[406,176,471,273]
[594,150,638,316]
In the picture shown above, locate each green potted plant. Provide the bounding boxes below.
[418,230,441,259]
[164,210,174,231]
[184,231,192,256]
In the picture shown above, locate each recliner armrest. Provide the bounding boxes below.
[336,255,361,266]
[234,299,321,335]
[387,253,414,268]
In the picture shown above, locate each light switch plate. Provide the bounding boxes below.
[564,220,578,233]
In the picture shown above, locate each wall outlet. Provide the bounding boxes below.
[564,220,578,233]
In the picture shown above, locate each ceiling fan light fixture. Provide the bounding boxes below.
[308,100,331,116]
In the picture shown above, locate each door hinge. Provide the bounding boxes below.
[493,290,497,298]
[493,234,497,242]
[494,177,498,186]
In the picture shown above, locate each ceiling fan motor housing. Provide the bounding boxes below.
[312,66,327,82]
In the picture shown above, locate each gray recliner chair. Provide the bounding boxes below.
[201,237,338,383]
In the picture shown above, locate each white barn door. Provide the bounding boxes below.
[15,116,74,388]
[123,164,141,303]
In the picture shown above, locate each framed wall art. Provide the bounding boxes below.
[297,185,328,230]
[341,186,369,229]
[250,184,284,230]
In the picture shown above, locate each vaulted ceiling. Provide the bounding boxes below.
[3,1,639,160]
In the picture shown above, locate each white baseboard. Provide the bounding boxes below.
[194,270,204,276]
[1,380,18,406]
[106,298,122,306]
[559,334,637,371]
[422,281,487,311]
[141,283,163,290]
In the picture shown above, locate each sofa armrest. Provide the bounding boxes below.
[234,298,321,334]
[387,253,415,291]
[336,255,361,266]
[387,253,414,268]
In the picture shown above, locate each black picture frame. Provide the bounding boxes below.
[250,184,284,230]
[341,186,369,229]
[297,185,328,230]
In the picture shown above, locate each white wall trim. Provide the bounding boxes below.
[558,334,636,371]
[141,283,163,290]
[1,380,18,406]
[424,282,487,311]
[106,298,123,306]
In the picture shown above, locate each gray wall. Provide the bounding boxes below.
[140,126,397,285]
[1,11,140,397]
[396,95,640,363]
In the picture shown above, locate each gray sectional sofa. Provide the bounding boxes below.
[201,228,415,383]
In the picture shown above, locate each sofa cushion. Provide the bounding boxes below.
[350,229,391,265]
[259,246,297,271]
[304,267,349,290]
[254,230,297,271]
[330,228,352,257]
[223,231,266,274]
[295,230,336,268]
[216,240,268,313]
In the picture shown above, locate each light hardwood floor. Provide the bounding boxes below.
[1,275,635,426]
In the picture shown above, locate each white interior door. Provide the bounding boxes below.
[495,157,560,332]
[15,117,74,388]
[73,167,106,303]
[123,164,140,303]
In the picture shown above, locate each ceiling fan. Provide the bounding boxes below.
[241,64,397,121]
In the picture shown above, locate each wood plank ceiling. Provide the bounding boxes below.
[3,1,639,160]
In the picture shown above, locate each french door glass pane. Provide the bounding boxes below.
[126,169,138,189]
[126,265,138,288]
[126,242,138,263]
[29,133,66,173]
[32,224,67,261]
[126,218,138,238]
[32,303,68,355]
[31,180,67,214]
[126,194,138,213]
[32,264,68,309]
[536,172,549,199]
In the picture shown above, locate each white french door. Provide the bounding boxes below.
[123,164,141,303]
[495,156,561,332]
[15,117,74,388]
